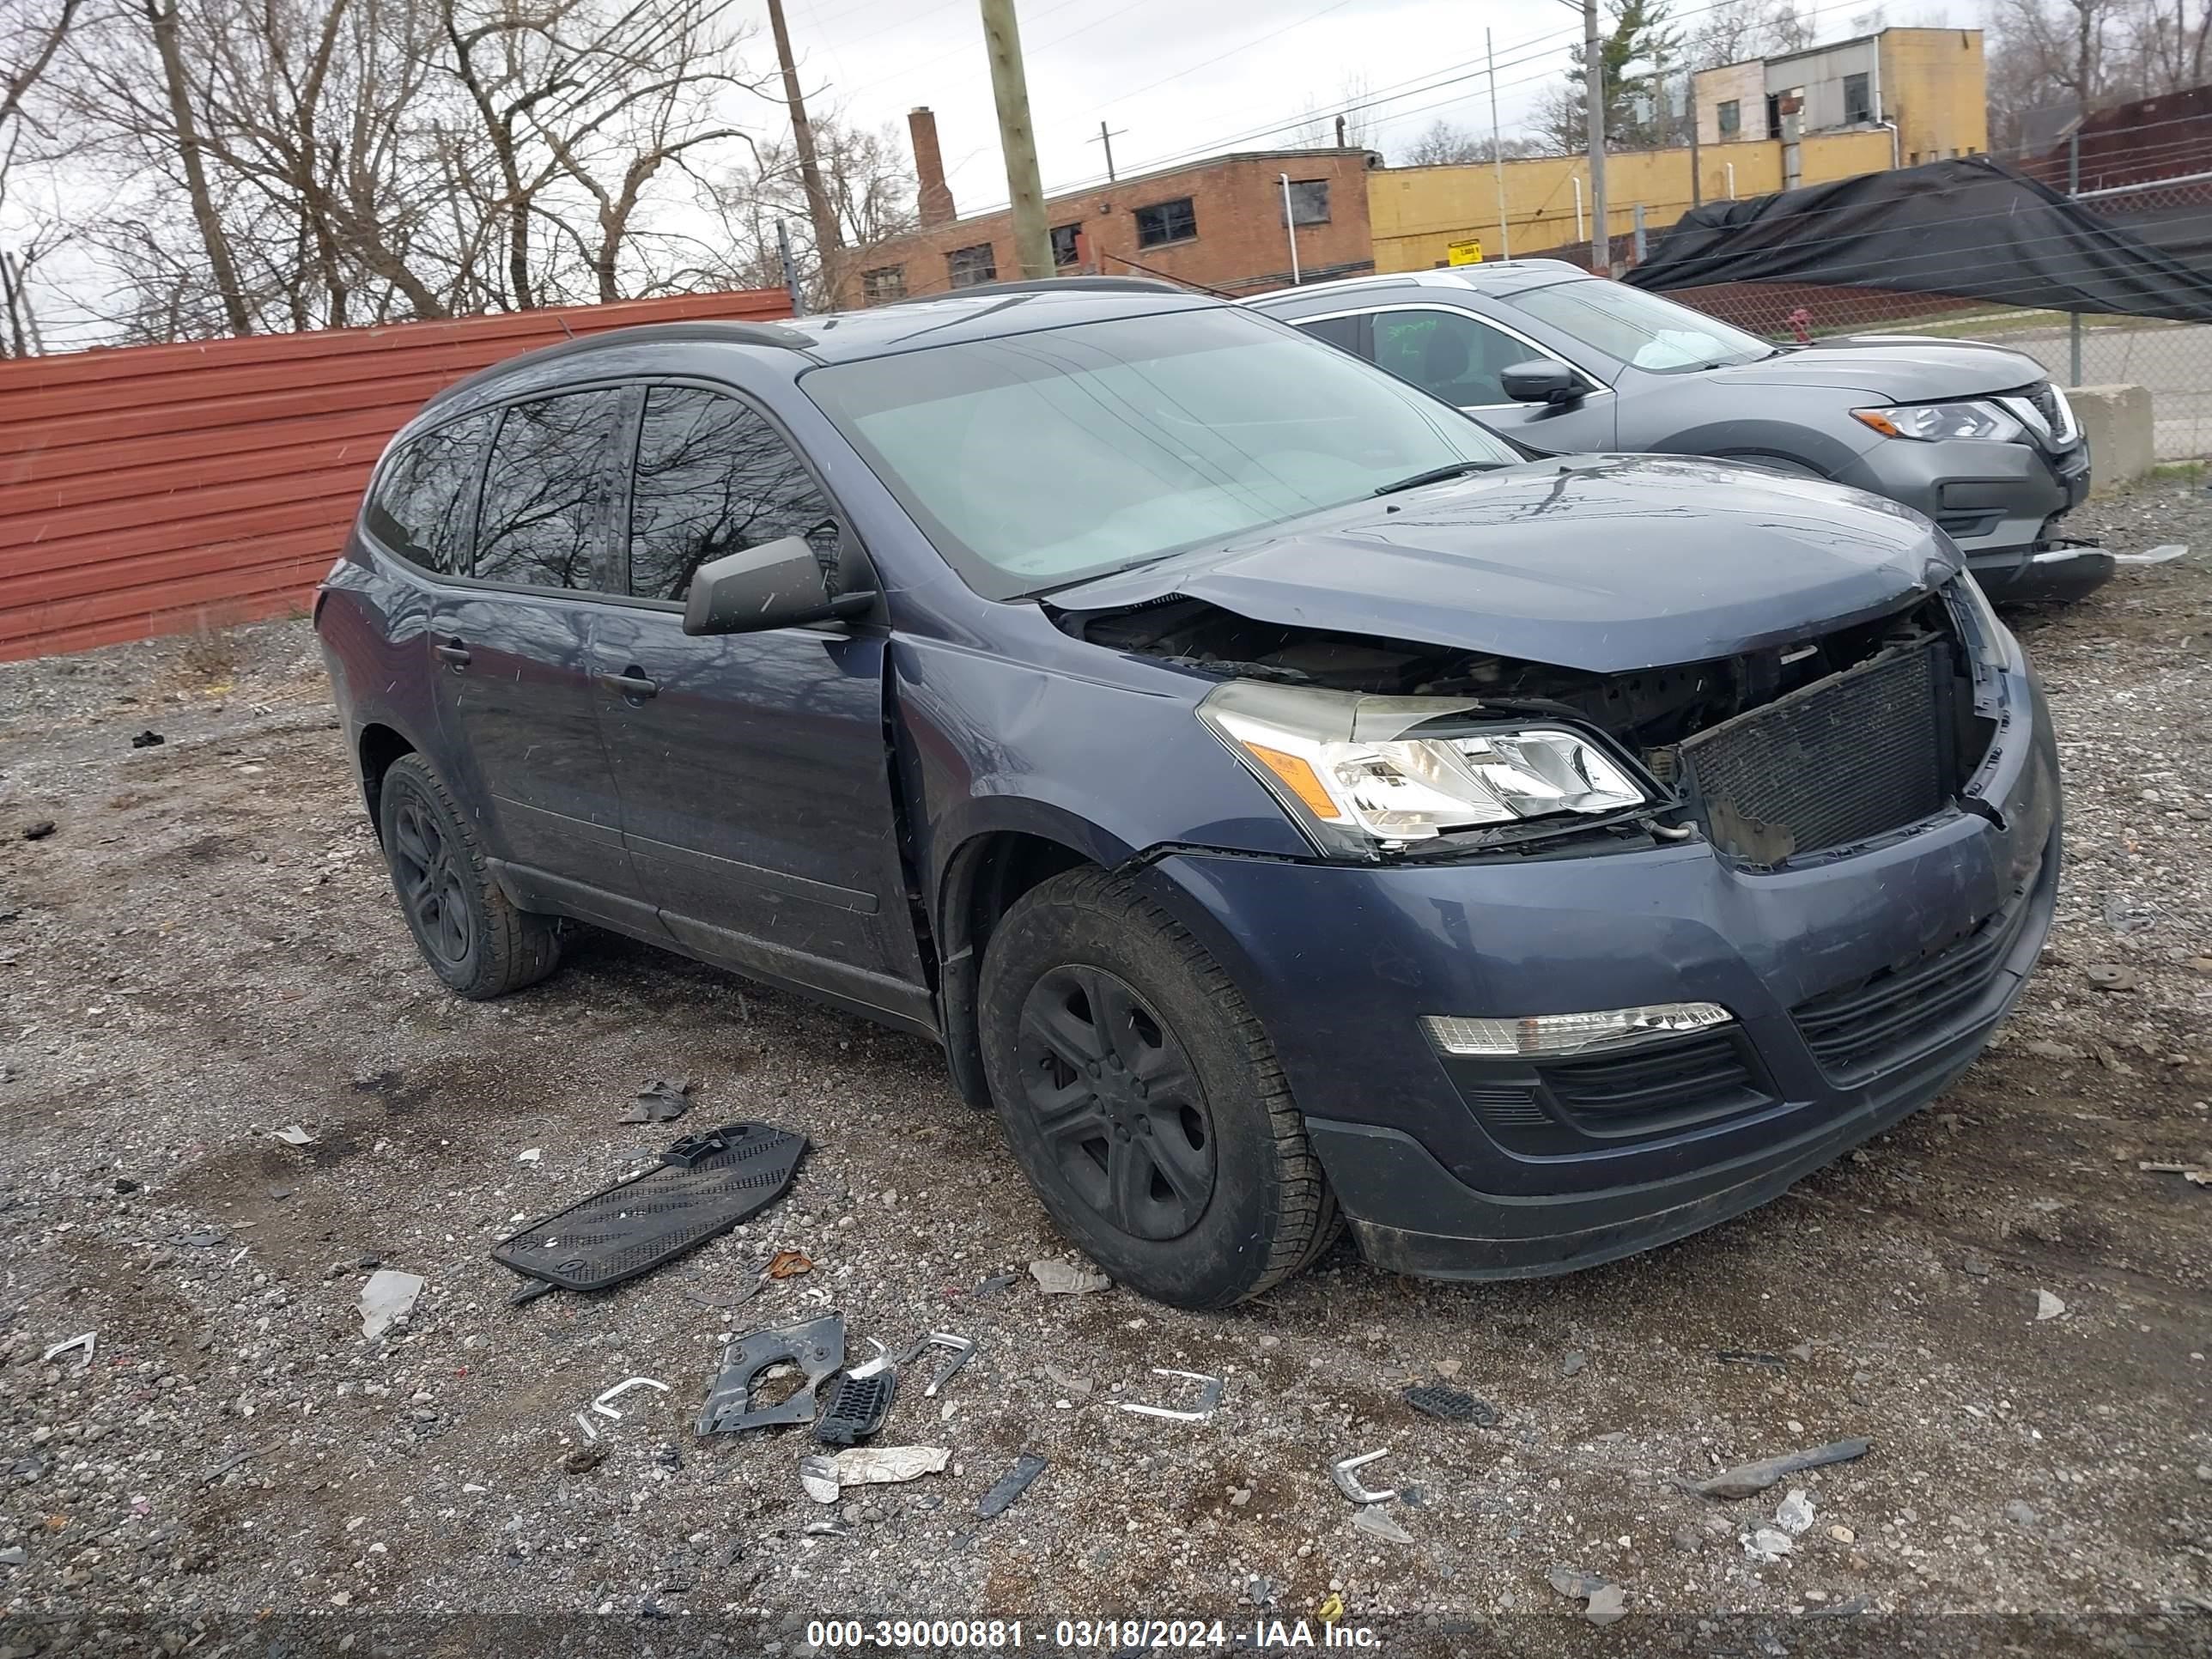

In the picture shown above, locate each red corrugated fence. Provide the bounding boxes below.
[0,289,792,663]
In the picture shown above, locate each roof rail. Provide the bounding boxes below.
[883,276,1194,307]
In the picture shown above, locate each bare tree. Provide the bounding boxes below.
[688,112,914,307]
[1399,120,1552,167]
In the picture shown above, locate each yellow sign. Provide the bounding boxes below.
[1446,238,1483,265]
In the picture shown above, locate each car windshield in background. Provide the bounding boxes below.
[1511,280,1777,374]
[802,307,1519,599]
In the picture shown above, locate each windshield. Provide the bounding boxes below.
[1510,279,1775,374]
[802,307,1521,599]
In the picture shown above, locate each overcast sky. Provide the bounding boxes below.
[768,0,1984,216]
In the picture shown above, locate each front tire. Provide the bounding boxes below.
[978,867,1336,1307]
[376,754,561,1000]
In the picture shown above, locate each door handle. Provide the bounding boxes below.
[434,639,471,666]
[599,668,658,698]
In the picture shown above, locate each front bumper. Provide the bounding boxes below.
[1833,433,2108,602]
[1139,664,2061,1280]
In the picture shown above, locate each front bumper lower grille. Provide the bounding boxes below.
[1677,636,1952,864]
[1792,878,2039,1085]
[1445,1028,1777,1153]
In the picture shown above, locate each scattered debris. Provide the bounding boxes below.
[1743,1527,1795,1562]
[129,730,164,748]
[976,1453,1048,1518]
[1402,1385,1498,1425]
[2112,543,2189,564]
[574,1413,598,1443]
[2035,1290,2067,1322]
[590,1377,670,1420]
[494,1121,806,1297]
[2004,1499,2040,1527]
[815,1369,897,1446]
[562,1445,606,1474]
[1243,1576,1280,1607]
[1316,1593,1345,1625]
[623,1078,695,1124]
[1331,1449,1396,1504]
[266,1185,294,1201]
[902,1332,974,1397]
[1775,1488,1816,1534]
[1961,1251,1993,1277]
[801,1444,950,1503]
[357,1270,424,1340]
[199,1449,253,1485]
[1042,1363,1093,1397]
[1787,1340,1814,1362]
[1560,1350,1588,1376]
[1548,1568,1625,1625]
[1352,1505,1413,1545]
[1717,1349,1786,1369]
[698,1314,845,1436]
[2138,1160,2210,1187]
[1117,1368,1223,1423]
[1693,1437,1871,1499]
[2085,963,2139,992]
[804,1519,851,1537]
[766,1249,813,1279]
[970,1272,1018,1298]
[1030,1258,1110,1296]
[22,821,55,841]
[40,1333,94,1365]
[272,1125,318,1147]
[0,1548,21,1568]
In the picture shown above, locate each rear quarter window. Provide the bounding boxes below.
[363,413,493,576]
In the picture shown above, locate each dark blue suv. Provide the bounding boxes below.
[316,280,2060,1308]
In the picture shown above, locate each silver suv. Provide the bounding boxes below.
[1249,262,2107,604]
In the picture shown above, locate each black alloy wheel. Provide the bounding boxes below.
[389,795,473,965]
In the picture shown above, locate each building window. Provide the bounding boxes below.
[1133,197,1197,248]
[1282,179,1329,226]
[860,265,906,304]
[1717,98,1741,137]
[1843,71,1872,125]
[1765,92,1781,138]
[1049,223,1082,267]
[946,244,997,288]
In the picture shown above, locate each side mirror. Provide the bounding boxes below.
[1500,360,1583,406]
[681,535,877,636]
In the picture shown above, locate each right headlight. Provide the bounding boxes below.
[1852,400,2023,442]
[1198,680,1654,858]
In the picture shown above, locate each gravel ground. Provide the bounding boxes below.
[2,482,2209,1656]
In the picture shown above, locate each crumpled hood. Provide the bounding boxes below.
[1703,335,2049,401]
[1051,455,1959,673]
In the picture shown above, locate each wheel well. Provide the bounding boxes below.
[937,831,1095,1109]
[357,723,416,838]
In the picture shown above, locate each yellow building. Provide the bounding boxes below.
[1367,130,1894,275]
[1692,27,1989,167]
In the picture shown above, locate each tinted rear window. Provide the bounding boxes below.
[364,413,492,576]
[474,389,629,592]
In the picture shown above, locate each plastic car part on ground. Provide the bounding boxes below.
[1693,1437,1871,1499]
[357,1270,423,1340]
[1331,1449,1396,1504]
[491,1121,806,1296]
[799,1445,950,1504]
[621,1078,693,1123]
[1028,1259,1109,1295]
[976,1453,1048,1518]
[814,1369,897,1446]
[697,1313,845,1436]
[1116,1368,1223,1423]
[898,1332,974,1397]
[1402,1384,1497,1425]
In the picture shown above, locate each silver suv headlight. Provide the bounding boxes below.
[1199,681,1653,858]
[1852,400,2024,443]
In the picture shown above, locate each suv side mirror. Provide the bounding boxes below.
[1500,360,1583,406]
[681,535,877,636]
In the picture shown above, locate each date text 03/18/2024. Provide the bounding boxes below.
[803,1620,1382,1650]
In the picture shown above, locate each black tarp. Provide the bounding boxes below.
[1627,155,2212,324]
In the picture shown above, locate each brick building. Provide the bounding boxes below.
[838,108,1379,307]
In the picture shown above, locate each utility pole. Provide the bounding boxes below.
[1486,28,1510,259]
[981,0,1054,278]
[1089,119,1127,183]
[765,0,843,298]
[1686,68,1701,207]
[1583,0,1607,275]
[2068,127,2083,385]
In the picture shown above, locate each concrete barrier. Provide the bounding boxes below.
[2069,384,2154,495]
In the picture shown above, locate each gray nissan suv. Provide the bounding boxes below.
[1249,262,2109,604]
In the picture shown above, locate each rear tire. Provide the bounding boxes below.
[978,866,1336,1307]
[377,754,561,1000]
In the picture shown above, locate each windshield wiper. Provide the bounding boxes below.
[1371,460,1498,497]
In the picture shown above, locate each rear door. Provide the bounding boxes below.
[427,386,646,918]
[589,384,933,1029]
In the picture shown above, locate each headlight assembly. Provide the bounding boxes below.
[1852,400,2023,442]
[1198,680,1655,857]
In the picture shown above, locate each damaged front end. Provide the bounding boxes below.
[1066,581,2003,868]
